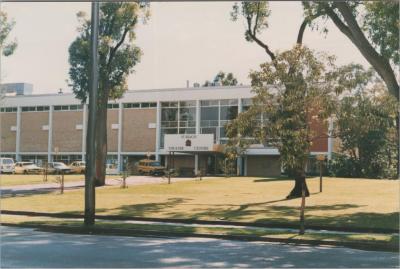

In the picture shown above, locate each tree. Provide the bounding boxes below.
[231,1,399,100]
[0,11,17,57]
[68,2,148,186]
[203,71,238,86]
[332,85,398,178]
[226,45,342,198]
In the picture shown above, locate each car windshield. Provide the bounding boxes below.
[3,159,13,165]
[150,161,161,167]
[22,162,34,166]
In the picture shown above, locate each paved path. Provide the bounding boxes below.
[1,226,398,268]
[0,176,203,197]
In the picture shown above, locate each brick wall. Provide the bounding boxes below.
[0,113,17,152]
[53,111,83,152]
[122,109,157,152]
[20,112,49,152]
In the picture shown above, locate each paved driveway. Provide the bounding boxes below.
[0,175,202,197]
[1,226,398,268]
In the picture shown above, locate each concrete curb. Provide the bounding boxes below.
[1,222,397,253]
[2,209,398,234]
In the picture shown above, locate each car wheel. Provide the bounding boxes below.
[23,170,27,175]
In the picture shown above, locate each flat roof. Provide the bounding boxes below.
[2,85,256,107]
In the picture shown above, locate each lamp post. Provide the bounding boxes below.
[84,1,99,226]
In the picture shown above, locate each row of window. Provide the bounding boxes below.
[123,102,157,109]
[1,99,254,114]
[22,106,50,112]
[0,107,17,113]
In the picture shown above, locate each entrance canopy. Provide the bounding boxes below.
[164,134,223,154]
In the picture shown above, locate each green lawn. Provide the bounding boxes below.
[0,174,119,187]
[1,177,398,231]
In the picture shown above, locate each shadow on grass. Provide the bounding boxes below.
[253,177,292,183]
[92,199,397,231]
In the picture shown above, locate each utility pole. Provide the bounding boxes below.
[84,1,99,226]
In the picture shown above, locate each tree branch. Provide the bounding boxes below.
[324,6,355,43]
[246,15,275,61]
[107,25,130,68]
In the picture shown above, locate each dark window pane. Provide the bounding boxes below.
[201,107,218,121]
[180,100,196,107]
[54,106,62,111]
[220,106,238,121]
[161,108,178,121]
[179,128,196,134]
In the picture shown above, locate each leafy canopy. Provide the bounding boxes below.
[226,46,366,174]
[203,71,238,87]
[0,11,17,57]
[68,2,149,103]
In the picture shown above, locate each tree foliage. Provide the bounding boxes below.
[331,85,398,178]
[0,11,17,57]
[231,1,399,100]
[226,45,372,197]
[226,46,344,197]
[203,71,238,86]
[68,2,148,185]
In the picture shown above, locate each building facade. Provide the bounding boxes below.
[0,85,333,176]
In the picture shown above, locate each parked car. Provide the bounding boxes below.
[137,159,165,176]
[0,158,15,174]
[15,162,44,174]
[45,162,72,174]
[69,161,86,174]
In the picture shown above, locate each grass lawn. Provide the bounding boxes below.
[1,177,398,231]
[0,174,119,187]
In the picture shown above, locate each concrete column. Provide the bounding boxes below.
[155,101,161,161]
[47,106,53,162]
[328,117,334,160]
[117,102,123,171]
[81,104,87,161]
[194,100,201,175]
[244,155,248,176]
[15,106,21,161]
[237,98,243,176]
[195,100,200,134]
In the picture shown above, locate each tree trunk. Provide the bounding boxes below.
[95,98,108,186]
[287,169,310,199]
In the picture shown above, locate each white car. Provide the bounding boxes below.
[15,162,44,174]
[0,158,15,174]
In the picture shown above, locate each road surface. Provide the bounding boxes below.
[1,226,398,268]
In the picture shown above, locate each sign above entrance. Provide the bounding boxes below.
[164,134,214,152]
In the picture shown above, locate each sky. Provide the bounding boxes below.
[1,1,369,94]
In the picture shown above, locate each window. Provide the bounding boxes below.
[1,107,17,113]
[107,103,119,109]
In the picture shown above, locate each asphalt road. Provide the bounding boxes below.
[1,226,398,268]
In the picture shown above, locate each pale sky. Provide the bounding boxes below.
[1,1,369,94]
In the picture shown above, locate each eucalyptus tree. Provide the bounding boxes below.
[231,1,399,100]
[203,71,238,86]
[226,46,368,198]
[0,10,17,57]
[68,2,149,186]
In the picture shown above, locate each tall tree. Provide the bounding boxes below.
[0,10,17,57]
[203,71,238,86]
[231,1,399,100]
[69,2,148,186]
[332,85,398,178]
[227,46,342,198]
